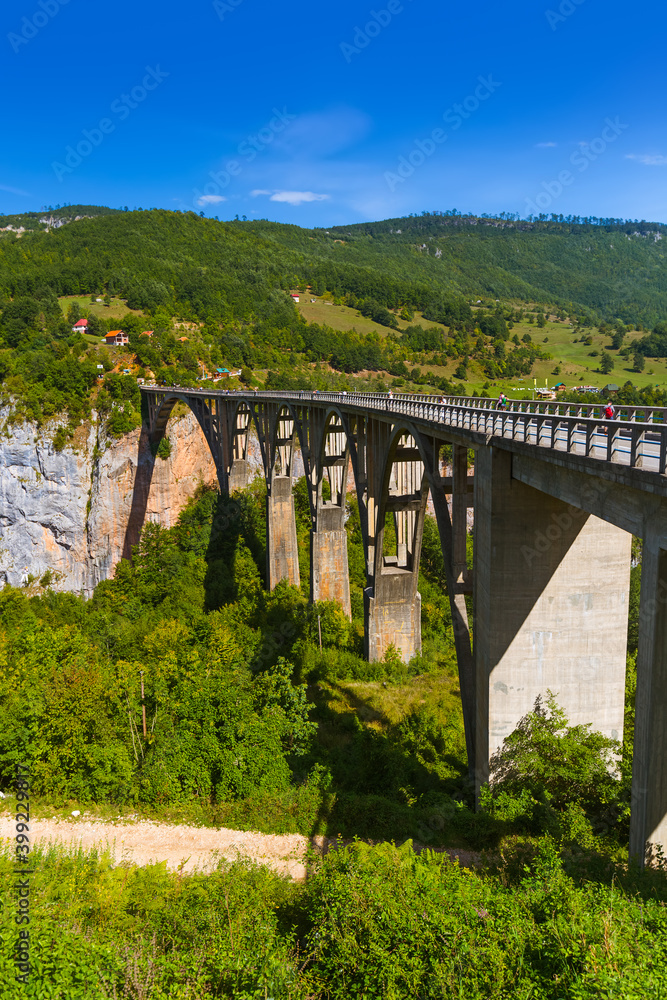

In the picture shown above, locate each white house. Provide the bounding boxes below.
[72,318,89,333]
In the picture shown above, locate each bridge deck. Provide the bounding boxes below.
[144,387,667,491]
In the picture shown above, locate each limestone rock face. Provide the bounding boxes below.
[0,407,217,597]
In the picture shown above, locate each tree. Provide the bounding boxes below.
[67,301,82,325]
[600,351,614,374]
[633,352,645,372]
[488,692,621,813]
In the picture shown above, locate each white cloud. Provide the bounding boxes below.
[626,153,667,166]
[272,107,371,158]
[196,194,226,206]
[250,189,271,196]
[0,183,30,196]
[269,190,330,206]
[535,142,557,148]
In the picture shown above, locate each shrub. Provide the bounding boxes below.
[488,692,621,816]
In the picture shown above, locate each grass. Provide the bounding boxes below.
[295,298,446,339]
[451,318,667,396]
[58,294,143,320]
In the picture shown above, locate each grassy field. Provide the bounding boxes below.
[453,318,667,396]
[295,298,446,339]
[58,293,143,321]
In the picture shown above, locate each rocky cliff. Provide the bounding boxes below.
[0,407,217,597]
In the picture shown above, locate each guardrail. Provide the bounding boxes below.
[143,387,667,476]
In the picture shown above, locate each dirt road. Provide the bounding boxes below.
[1,813,476,879]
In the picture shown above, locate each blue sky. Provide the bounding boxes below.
[1,0,666,226]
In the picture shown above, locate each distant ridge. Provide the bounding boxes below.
[1,207,667,325]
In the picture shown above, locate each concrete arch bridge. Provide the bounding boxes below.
[141,386,667,864]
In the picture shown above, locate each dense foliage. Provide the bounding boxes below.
[0,837,665,999]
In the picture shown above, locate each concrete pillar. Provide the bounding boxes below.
[267,475,300,590]
[473,447,631,796]
[630,527,667,863]
[228,458,250,493]
[311,503,351,617]
[365,572,421,663]
[452,444,469,587]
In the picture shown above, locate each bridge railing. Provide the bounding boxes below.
[143,387,667,476]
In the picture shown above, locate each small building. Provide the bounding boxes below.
[291,293,300,303]
[178,336,189,343]
[72,318,89,332]
[141,330,153,338]
[105,330,129,346]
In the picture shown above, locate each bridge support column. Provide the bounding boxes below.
[267,475,300,590]
[473,447,631,796]
[630,526,667,863]
[229,459,250,493]
[365,572,421,663]
[311,503,351,616]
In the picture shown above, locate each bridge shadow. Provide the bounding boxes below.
[121,421,157,562]
[300,677,487,856]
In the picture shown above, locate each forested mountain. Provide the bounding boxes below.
[245,211,667,326]
[0,204,120,233]
[2,207,667,432]
[0,207,666,325]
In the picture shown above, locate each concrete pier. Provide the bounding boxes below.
[630,525,667,863]
[473,447,631,793]
[365,570,421,663]
[311,502,351,616]
[228,458,250,493]
[267,475,300,590]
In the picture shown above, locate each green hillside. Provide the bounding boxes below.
[2,208,667,435]
[1,207,667,324]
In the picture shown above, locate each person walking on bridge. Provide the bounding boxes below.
[603,401,616,420]
[497,392,508,411]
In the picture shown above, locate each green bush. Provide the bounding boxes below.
[487,692,623,820]
[156,434,171,460]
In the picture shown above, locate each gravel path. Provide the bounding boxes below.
[1,813,477,879]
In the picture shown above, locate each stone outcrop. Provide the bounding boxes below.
[0,406,217,597]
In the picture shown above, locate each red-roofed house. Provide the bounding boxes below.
[72,318,89,332]
[140,330,153,338]
[105,330,129,346]
[290,293,300,303]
